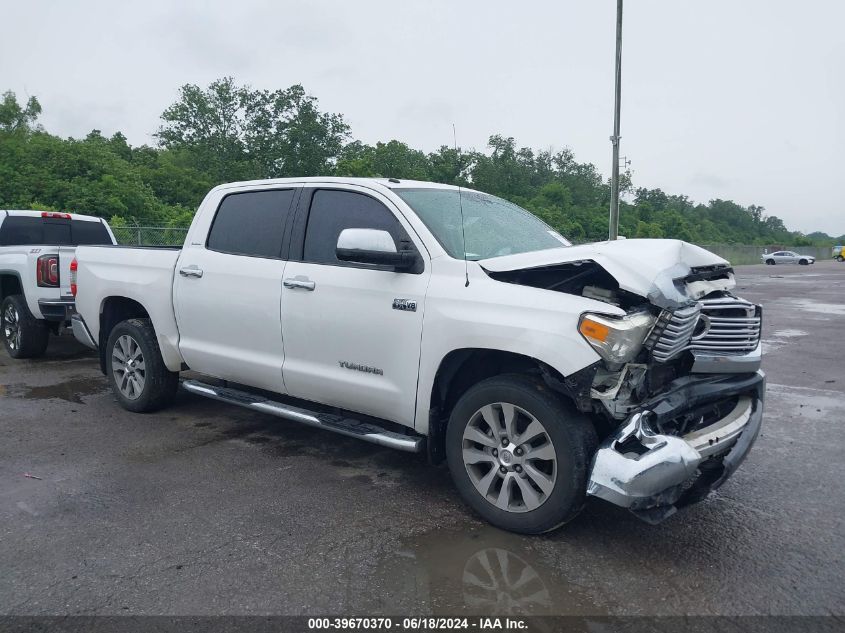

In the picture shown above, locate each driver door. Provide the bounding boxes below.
[280,186,430,428]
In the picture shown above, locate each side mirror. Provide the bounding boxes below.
[336,228,418,271]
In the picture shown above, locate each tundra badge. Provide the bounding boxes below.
[338,361,384,376]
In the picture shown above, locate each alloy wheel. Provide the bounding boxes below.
[112,334,146,400]
[3,304,20,350]
[461,402,557,513]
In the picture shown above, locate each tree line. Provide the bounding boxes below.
[1,78,841,246]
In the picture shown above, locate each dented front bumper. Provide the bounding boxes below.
[587,370,765,523]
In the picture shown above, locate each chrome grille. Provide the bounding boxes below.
[648,305,701,362]
[648,296,761,362]
[689,297,761,354]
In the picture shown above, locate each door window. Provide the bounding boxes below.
[302,189,417,268]
[207,189,295,258]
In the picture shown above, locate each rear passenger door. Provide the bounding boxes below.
[174,187,298,393]
[280,186,430,428]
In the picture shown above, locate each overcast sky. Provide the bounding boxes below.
[2,0,843,235]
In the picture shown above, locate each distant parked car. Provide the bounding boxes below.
[761,251,816,266]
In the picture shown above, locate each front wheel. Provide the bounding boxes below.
[1,295,49,359]
[765,259,775,265]
[799,259,809,266]
[838,256,844,262]
[445,375,597,534]
[106,318,178,413]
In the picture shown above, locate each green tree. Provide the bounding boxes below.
[0,91,42,133]
[157,77,252,182]
[158,78,348,181]
[244,84,349,177]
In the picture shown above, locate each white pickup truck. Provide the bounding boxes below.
[0,210,116,358]
[71,178,765,533]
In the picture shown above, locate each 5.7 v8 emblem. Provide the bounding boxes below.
[392,298,417,312]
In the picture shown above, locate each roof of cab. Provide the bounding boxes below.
[211,177,465,194]
[1,210,104,222]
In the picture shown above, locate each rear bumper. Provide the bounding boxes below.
[587,370,765,523]
[37,298,75,322]
[71,314,97,350]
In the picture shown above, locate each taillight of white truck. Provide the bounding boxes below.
[70,257,78,296]
[36,254,59,288]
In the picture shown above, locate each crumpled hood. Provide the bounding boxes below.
[479,239,735,308]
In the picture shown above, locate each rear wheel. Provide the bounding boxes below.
[445,374,597,534]
[1,295,49,359]
[106,318,178,413]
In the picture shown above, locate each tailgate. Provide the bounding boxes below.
[58,246,76,299]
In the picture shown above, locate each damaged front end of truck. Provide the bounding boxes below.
[482,239,765,523]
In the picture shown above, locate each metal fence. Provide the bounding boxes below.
[113,228,837,265]
[111,226,189,247]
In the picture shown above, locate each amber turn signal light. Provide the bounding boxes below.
[579,318,611,343]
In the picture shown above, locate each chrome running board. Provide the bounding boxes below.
[181,379,423,453]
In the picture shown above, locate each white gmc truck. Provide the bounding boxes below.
[71,178,765,533]
[0,210,116,358]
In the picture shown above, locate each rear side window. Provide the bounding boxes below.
[207,189,295,258]
[71,220,113,245]
[0,216,112,246]
[303,190,409,266]
[0,217,42,245]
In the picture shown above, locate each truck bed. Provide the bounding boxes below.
[73,245,184,369]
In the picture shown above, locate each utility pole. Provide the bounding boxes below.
[608,0,623,240]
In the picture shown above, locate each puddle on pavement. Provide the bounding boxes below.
[7,376,109,404]
[787,299,845,316]
[767,383,842,421]
[762,329,809,354]
[771,329,808,338]
[365,527,606,615]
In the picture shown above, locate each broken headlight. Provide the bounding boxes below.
[578,312,656,365]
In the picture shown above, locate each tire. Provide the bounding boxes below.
[445,374,597,534]
[765,259,775,265]
[799,259,808,266]
[105,318,178,413]
[837,256,844,262]
[1,295,49,359]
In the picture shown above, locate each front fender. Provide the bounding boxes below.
[414,258,614,434]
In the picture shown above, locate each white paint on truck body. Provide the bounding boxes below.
[73,177,732,434]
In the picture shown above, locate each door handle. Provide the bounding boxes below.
[283,278,316,291]
[179,266,204,278]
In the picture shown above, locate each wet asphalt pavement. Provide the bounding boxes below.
[1,261,843,616]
